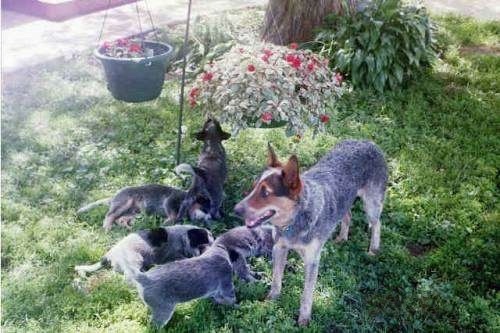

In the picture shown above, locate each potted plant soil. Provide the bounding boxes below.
[95,38,174,103]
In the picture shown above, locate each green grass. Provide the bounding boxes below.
[2,14,499,332]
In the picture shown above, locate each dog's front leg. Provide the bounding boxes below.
[297,240,322,326]
[267,244,289,300]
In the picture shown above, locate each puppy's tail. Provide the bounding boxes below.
[175,163,196,177]
[122,262,149,286]
[77,198,111,214]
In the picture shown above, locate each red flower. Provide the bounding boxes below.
[285,53,301,69]
[334,72,343,86]
[116,38,129,46]
[189,87,200,98]
[247,64,256,72]
[202,72,213,82]
[189,99,197,108]
[289,42,299,50]
[261,112,273,124]
[128,43,142,53]
[307,62,315,72]
[320,114,330,123]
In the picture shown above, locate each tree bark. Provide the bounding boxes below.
[262,0,358,45]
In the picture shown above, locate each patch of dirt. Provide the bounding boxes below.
[406,242,434,257]
[459,45,500,56]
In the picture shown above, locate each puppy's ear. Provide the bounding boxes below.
[147,228,169,247]
[194,130,206,141]
[282,155,301,199]
[267,143,281,167]
[212,119,231,140]
[187,228,211,248]
[220,130,231,141]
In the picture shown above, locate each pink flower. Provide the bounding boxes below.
[334,73,343,86]
[247,64,256,72]
[263,49,273,56]
[289,42,299,50]
[261,54,270,63]
[202,72,213,82]
[239,47,245,53]
[128,43,142,53]
[320,114,330,123]
[261,112,273,124]
[307,62,315,72]
[102,41,112,50]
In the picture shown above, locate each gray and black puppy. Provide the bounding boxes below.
[215,225,275,282]
[77,168,211,231]
[75,225,213,280]
[126,242,236,328]
[192,118,231,220]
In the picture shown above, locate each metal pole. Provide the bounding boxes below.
[175,0,193,166]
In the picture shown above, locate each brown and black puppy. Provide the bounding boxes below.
[234,141,388,326]
[77,168,211,231]
[178,119,230,222]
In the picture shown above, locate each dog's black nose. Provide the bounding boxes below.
[233,204,245,217]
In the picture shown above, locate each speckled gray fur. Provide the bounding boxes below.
[214,225,275,282]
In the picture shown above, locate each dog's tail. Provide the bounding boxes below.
[175,163,196,177]
[77,198,111,214]
[74,257,110,277]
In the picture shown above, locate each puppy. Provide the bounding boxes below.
[127,242,236,328]
[214,226,275,282]
[234,140,388,326]
[193,118,231,220]
[75,225,213,280]
[77,168,211,231]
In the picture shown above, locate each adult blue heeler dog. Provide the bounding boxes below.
[234,140,388,326]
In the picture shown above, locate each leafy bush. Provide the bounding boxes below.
[189,43,347,135]
[314,0,436,92]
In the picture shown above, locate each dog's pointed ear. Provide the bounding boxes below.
[187,228,211,248]
[147,228,169,247]
[282,155,301,198]
[267,143,281,167]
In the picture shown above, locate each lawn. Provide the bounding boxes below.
[2,12,499,332]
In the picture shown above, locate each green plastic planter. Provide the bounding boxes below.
[95,41,174,103]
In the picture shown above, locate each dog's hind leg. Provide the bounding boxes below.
[151,303,175,328]
[214,276,236,306]
[103,199,134,231]
[267,244,289,300]
[359,183,385,255]
[334,210,352,243]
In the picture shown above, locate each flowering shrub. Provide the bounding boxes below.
[99,39,154,58]
[189,43,347,135]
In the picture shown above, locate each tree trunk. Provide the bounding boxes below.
[261,0,358,45]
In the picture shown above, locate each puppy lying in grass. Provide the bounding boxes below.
[75,225,213,280]
[77,166,211,231]
[127,225,274,327]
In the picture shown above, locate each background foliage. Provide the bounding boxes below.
[314,0,437,92]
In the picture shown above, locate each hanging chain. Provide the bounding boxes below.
[97,0,112,43]
[135,0,144,44]
[144,0,160,42]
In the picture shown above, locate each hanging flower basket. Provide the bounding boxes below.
[95,39,174,103]
[188,42,348,136]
